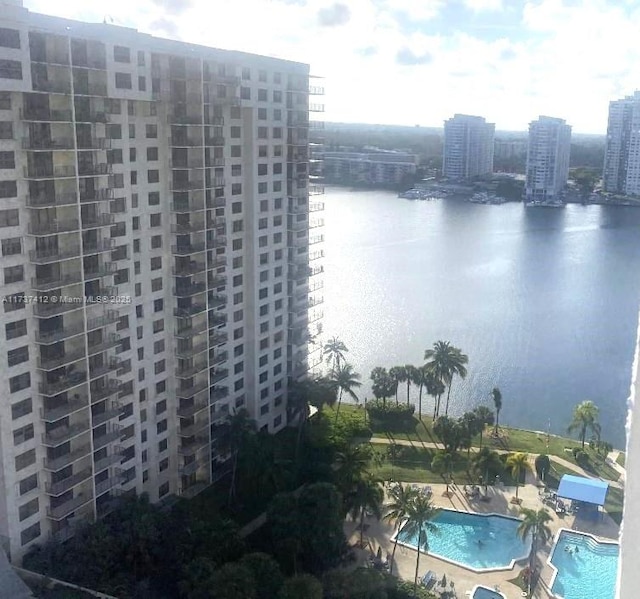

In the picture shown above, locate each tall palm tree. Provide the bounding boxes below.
[424,369,445,421]
[491,387,503,435]
[411,365,427,419]
[389,366,405,405]
[402,494,440,597]
[334,444,371,497]
[472,447,503,493]
[567,400,601,449]
[506,452,529,500]
[323,336,348,374]
[346,474,384,548]
[401,365,418,405]
[472,406,495,449]
[218,409,257,502]
[431,451,455,494]
[383,483,419,575]
[329,362,361,421]
[370,367,395,406]
[424,341,468,417]
[517,508,553,595]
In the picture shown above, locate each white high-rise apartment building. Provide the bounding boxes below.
[603,91,640,197]
[0,0,324,560]
[524,116,571,202]
[442,114,495,180]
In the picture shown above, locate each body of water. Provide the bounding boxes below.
[322,187,640,448]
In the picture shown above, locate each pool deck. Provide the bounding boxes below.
[346,470,620,599]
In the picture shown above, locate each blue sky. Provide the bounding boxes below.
[23,0,640,133]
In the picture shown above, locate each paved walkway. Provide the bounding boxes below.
[607,450,626,483]
[370,437,624,488]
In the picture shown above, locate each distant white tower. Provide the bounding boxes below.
[443,114,495,180]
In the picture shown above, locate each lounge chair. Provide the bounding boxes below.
[422,570,437,589]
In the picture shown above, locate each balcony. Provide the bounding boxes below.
[169,114,202,125]
[177,397,209,418]
[171,243,206,255]
[27,192,78,208]
[172,261,206,275]
[80,188,113,203]
[174,303,207,318]
[208,176,225,188]
[211,351,228,366]
[28,219,79,235]
[174,282,207,297]
[76,137,110,150]
[38,346,86,370]
[175,320,208,338]
[95,475,123,497]
[177,379,209,399]
[42,422,90,447]
[93,425,122,450]
[170,136,203,147]
[46,467,93,496]
[84,239,116,255]
[179,459,204,476]
[94,449,123,473]
[211,368,229,384]
[72,56,107,69]
[44,444,91,471]
[205,136,225,146]
[171,179,205,191]
[20,108,73,122]
[309,234,324,245]
[24,164,76,179]
[175,340,208,358]
[171,200,205,212]
[22,136,74,150]
[176,359,208,378]
[74,82,108,96]
[32,271,83,292]
[90,379,122,401]
[210,274,226,288]
[33,297,85,318]
[82,213,115,229]
[39,371,87,396]
[211,386,228,401]
[87,310,120,331]
[89,358,122,380]
[47,492,93,520]
[211,235,227,249]
[84,263,116,280]
[179,418,210,438]
[206,156,225,168]
[178,436,209,456]
[41,397,88,422]
[29,245,81,264]
[78,163,111,177]
[171,221,206,233]
[209,331,228,346]
[87,334,121,356]
[92,401,123,427]
[75,110,109,123]
[33,79,72,94]
[209,294,226,308]
[209,313,227,328]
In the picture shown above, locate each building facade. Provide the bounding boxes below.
[524,116,571,202]
[323,148,416,186]
[0,0,323,560]
[442,114,494,181]
[603,91,640,197]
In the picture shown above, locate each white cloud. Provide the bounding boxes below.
[463,0,503,11]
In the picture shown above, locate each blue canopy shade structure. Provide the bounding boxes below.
[557,474,609,506]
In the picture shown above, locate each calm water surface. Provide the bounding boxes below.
[322,187,640,448]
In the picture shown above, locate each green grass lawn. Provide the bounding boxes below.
[617,453,626,468]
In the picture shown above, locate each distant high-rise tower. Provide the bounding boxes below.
[603,91,640,196]
[525,116,571,202]
[442,114,495,180]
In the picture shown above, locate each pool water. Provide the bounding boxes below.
[471,585,506,599]
[549,531,619,599]
[396,509,531,571]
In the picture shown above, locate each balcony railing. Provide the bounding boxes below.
[27,192,78,208]
[171,221,206,233]
[89,358,122,380]
[209,332,228,346]
[42,422,90,447]
[93,425,122,450]
[87,310,120,331]
[37,345,86,370]
[95,475,123,497]
[174,303,207,318]
[211,386,228,401]
[211,351,228,366]
[43,444,91,471]
[84,263,116,280]
[87,334,120,357]
[172,261,206,275]
[74,82,108,96]
[24,164,76,179]
[171,243,206,255]
[75,110,109,123]
[177,398,209,418]
[47,492,93,520]
[179,418,210,438]
[45,466,93,496]
[82,213,115,229]
[28,219,79,235]
[41,397,88,422]
[80,188,114,203]
[170,136,203,147]
[39,371,87,396]
[29,245,81,264]
[76,137,111,150]
[33,297,85,317]
[211,368,229,384]
[20,108,73,122]
[33,79,72,94]
[175,340,208,358]
[210,274,226,288]
[32,271,83,292]
[175,320,208,338]
[209,313,227,328]
[168,114,202,125]
[171,200,205,212]
[176,359,208,378]
[91,401,123,427]
[171,179,205,191]
[94,449,123,473]
[209,294,226,308]
[84,239,116,255]
[90,379,122,401]
[22,137,74,150]
[179,459,204,476]
[178,436,209,456]
[205,136,225,146]
[177,379,209,399]
[174,282,207,297]
[78,163,111,176]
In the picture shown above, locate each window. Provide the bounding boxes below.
[0,121,13,139]
[4,265,23,284]
[9,372,30,393]
[233,309,243,322]
[240,86,251,100]
[130,171,138,185]
[151,256,162,270]
[148,169,159,183]
[146,124,158,138]
[21,522,40,546]
[231,145,241,158]
[1,237,20,256]
[273,90,282,103]
[234,361,244,374]
[151,277,163,291]
[114,45,131,63]
[159,482,170,497]
[137,50,145,65]
[148,191,160,205]
[107,149,123,164]
[13,423,34,445]
[154,359,165,374]
[147,147,159,161]
[11,398,32,420]
[274,108,282,121]
[242,67,250,80]
[258,164,268,176]
[107,124,122,139]
[8,345,28,367]
[231,164,242,177]
[130,147,137,162]
[138,76,146,91]
[0,92,10,109]
[158,438,168,452]
[154,299,164,313]
[258,126,268,139]
[15,448,35,471]
[234,327,243,340]
[232,219,243,233]
[232,238,242,251]
[258,108,267,120]
[231,183,242,195]
[273,127,282,139]
[115,72,132,89]
[153,319,164,333]
[0,181,17,198]
[19,473,37,495]
[0,28,20,49]
[156,380,166,394]
[258,88,268,101]
[0,60,22,80]
[230,126,241,138]
[151,235,162,249]
[0,151,15,169]
[234,378,244,391]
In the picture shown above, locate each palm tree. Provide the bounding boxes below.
[506,452,529,500]
[431,451,455,494]
[567,400,601,449]
[323,336,348,374]
[402,365,418,405]
[491,387,503,435]
[472,447,503,493]
[334,444,371,497]
[329,362,361,421]
[370,367,395,406]
[472,406,495,449]
[411,365,427,419]
[383,483,419,575]
[218,409,257,502]
[424,341,468,417]
[517,508,553,595]
[346,475,384,548]
[388,366,405,405]
[402,494,439,597]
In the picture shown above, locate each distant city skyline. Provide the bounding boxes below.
[21,0,640,135]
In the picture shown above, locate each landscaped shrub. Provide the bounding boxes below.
[366,400,416,432]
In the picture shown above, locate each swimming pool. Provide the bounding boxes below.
[470,585,507,599]
[395,509,531,572]
[548,529,619,599]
